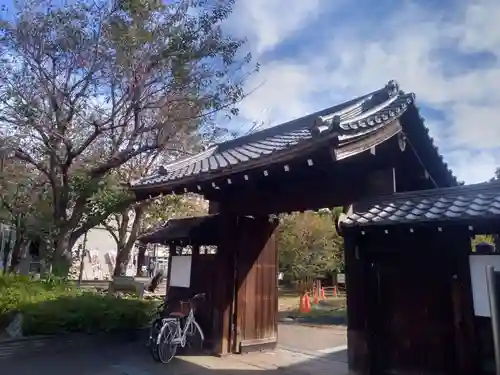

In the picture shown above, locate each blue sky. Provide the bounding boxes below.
[224,0,500,184]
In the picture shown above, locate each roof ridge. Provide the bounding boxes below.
[213,85,390,151]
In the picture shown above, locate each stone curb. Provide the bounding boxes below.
[279,316,347,328]
[278,321,347,329]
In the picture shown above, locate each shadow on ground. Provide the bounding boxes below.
[2,292,348,374]
[2,332,348,375]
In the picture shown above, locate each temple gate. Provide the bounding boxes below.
[131,80,457,359]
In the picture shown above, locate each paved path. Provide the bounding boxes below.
[278,324,347,363]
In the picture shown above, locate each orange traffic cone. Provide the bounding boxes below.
[299,293,306,312]
[321,287,326,300]
[333,285,338,297]
[313,286,319,304]
[304,293,311,312]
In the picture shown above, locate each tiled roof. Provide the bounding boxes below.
[340,181,500,229]
[132,80,424,189]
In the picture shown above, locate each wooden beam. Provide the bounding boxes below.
[219,164,405,216]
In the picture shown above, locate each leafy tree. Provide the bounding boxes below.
[277,211,344,283]
[0,0,254,272]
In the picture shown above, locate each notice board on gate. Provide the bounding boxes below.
[469,254,500,317]
[170,255,192,288]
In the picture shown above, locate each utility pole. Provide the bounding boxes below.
[77,231,88,286]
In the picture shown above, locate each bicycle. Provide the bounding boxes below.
[147,300,166,361]
[148,293,206,364]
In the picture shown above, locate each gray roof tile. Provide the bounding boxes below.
[132,80,454,190]
[340,181,500,228]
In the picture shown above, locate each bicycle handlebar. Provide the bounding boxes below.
[192,292,206,300]
[157,293,206,312]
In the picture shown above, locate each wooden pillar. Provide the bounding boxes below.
[211,213,236,356]
[345,234,371,375]
[164,241,174,299]
[448,235,478,375]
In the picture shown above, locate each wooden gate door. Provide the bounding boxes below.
[232,216,279,353]
[368,252,457,375]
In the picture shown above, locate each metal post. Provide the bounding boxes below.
[77,231,88,287]
[486,265,500,375]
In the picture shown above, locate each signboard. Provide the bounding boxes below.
[485,266,500,374]
[170,255,192,288]
[337,273,346,284]
[469,254,500,317]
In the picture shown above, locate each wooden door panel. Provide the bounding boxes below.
[234,217,278,352]
[370,254,456,374]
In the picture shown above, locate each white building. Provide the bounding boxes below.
[71,226,137,280]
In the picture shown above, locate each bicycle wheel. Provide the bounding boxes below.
[183,320,204,354]
[158,321,178,364]
[147,318,162,361]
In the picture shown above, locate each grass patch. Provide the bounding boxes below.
[281,308,347,326]
[292,307,346,319]
[279,299,347,326]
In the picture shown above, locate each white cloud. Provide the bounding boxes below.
[458,0,500,54]
[227,0,500,183]
[446,149,497,184]
[227,0,326,54]
[239,60,325,125]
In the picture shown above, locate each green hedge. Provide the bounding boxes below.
[0,274,157,336]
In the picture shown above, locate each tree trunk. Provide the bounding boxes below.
[111,205,145,277]
[9,235,27,273]
[136,243,147,276]
[51,231,78,277]
[2,229,13,274]
[113,244,131,277]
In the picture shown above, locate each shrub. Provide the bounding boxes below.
[0,274,157,335]
[21,293,156,335]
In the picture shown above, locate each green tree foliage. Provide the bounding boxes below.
[0,156,54,272]
[493,168,500,181]
[277,211,344,283]
[473,168,500,250]
[0,0,254,270]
